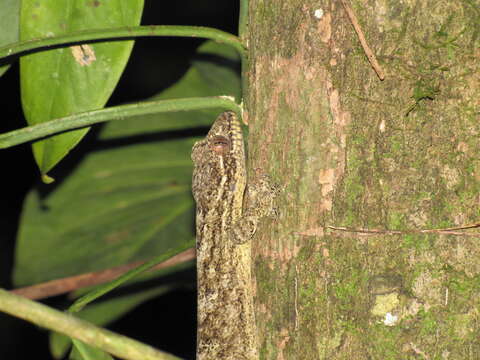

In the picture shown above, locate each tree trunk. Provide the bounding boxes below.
[245,0,480,358]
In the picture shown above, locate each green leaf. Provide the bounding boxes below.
[20,0,144,176]
[70,339,114,360]
[14,41,240,287]
[17,40,239,359]
[0,0,19,77]
[14,138,196,285]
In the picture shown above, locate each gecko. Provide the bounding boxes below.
[191,111,276,360]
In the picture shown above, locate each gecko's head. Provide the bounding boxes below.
[191,111,243,165]
[191,111,246,211]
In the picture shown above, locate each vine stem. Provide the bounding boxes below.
[0,289,181,360]
[238,0,248,39]
[0,25,246,63]
[238,0,249,105]
[0,96,242,149]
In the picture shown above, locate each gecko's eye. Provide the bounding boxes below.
[210,135,231,155]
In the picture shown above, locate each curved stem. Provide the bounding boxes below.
[0,96,242,149]
[0,25,246,62]
[0,289,181,360]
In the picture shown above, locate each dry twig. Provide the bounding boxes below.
[340,0,385,80]
[328,222,480,237]
[11,249,195,300]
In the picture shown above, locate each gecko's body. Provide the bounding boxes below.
[192,111,256,360]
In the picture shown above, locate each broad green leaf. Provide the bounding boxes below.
[15,137,196,285]
[14,41,240,287]
[18,41,239,359]
[0,0,20,77]
[20,0,144,176]
[70,339,113,360]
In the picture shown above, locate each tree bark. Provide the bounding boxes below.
[245,0,480,358]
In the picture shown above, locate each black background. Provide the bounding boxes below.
[0,1,239,359]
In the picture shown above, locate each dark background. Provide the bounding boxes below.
[0,1,238,359]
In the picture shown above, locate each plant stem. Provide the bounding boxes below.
[0,96,242,149]
[0,25,246,62]
[0,289,181,360]
[238,0,249,103]
[238,0,249,39]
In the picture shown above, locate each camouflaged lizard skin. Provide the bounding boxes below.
[192,111,256,360]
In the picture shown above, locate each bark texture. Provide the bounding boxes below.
[245,0,480,358]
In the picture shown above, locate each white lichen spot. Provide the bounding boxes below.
[314,9,324,19]
[70,44,96,66]
[383,312,398,326]
[379,119,386,132]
